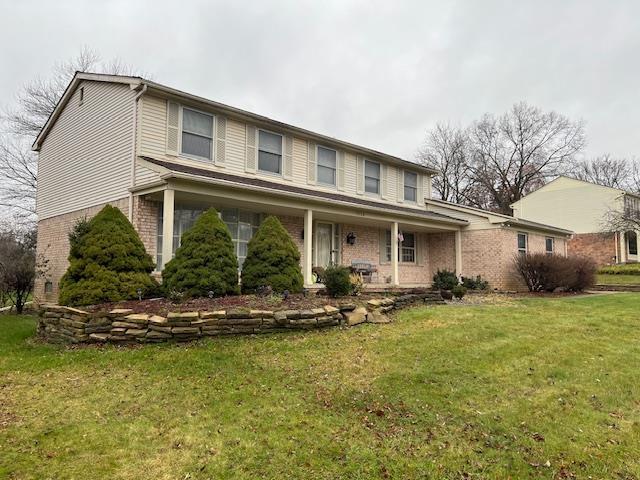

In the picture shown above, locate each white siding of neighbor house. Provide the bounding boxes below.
[511,177,623,234]
[36,80,135,220]
[135,93,427,209]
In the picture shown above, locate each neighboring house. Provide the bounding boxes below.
[511,176,640,265]
[32,72,571,302]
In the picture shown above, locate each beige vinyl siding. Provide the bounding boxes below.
[135,164,162,185]
[36,80,135,220]
[511,177,622,233]
[136,93,428,211]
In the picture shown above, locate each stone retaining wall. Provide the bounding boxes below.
[37,292,443,344]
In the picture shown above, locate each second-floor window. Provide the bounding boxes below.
[517,232,528,255]
[182,108,213,160]
[404,171,418,202]
[545,237,554,255]
[258,130,282,174]
[364,160,380,194]
[317,146,337,186]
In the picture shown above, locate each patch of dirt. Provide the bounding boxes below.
[84,293,384,315]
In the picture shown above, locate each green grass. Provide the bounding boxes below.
[598,264,640,275]
[597,274,640,285]
[2,294,640,479]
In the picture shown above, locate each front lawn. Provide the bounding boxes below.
[1,294,640,479]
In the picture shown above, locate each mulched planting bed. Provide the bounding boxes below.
[84,293,386,315]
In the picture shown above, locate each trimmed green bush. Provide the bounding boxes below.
[452,285,468,299]
[323,265,352,297]
[432,269,459,290]
[241,216,303,294]
[162,208,239,298]
[59,205,158,306]
[461,275,489,290]
[597,264,640,275]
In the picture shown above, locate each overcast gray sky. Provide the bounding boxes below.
[1,0,638,161]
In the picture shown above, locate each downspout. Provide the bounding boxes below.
[128,83,148,221]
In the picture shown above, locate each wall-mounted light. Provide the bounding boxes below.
[346,232,357,245]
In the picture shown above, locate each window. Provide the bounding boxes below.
[404,171,418,202]
[384,230,416,263]
[157,206,261,270]
[364,160,380,194]
[517,232,528,255]
[628,231,638,256]
[545,237,554,255]
[181,108,213,160]
[317,146,337,186]
[258,130,282,174]
[44,281,53,294]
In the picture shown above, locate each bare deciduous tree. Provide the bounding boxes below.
[574,154,635,190]
[0,47,145,221]
[469,102,585,215]
[0,226,41,313]
[417,123,474,204]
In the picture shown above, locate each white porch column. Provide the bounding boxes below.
[455,229,463,279]
[303,209,314,286]
[619,231,627,263]
[391,222,399,286]
[160,188,175,271]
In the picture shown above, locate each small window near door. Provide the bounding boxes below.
[545,237,554,255]
[44,281,53,294]
[517,232,528,255]
[383,230,416,263]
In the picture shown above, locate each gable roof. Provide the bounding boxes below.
[33,72,439,175]
[425,198,573,235]
[510,175,640,209]
[138,156,468,226]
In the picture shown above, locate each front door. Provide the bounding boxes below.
[315,222,339,268]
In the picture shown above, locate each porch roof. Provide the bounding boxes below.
[138,156,469,226]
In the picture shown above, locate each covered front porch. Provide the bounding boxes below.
[133,177,467,289]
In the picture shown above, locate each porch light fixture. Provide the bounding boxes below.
[346,232,357,245]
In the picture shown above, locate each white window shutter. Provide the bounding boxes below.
[397,169,404,203]
[416,233,424,266]
[215,116,226,166]
[381,164,389,199]
[166,101,180,156]
[245,125,257,173]
[283,135,293,180]
[337,151,345,191]
[307,142,317,184]
[379,229,388,264]
[416,173,424,205]
[356,156,364,194]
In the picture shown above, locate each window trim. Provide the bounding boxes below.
[517,232,528,255]
[403,170,418,203]
[180,106,215,162]
[257,128,284,176]
[364,159,381,196]
[545,237,554,255]
[316,145,338,187]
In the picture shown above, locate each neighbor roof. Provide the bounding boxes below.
[33,72,439,175]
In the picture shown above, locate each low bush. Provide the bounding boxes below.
[452,285,467,299]
[323,265,352,297]
[432,269,459,290]
[241,216,303,294]
[349,272,365,296]
[514,253,596,292]
[461,275,489,290]
[312,266,326,284]
[597,264,640,275]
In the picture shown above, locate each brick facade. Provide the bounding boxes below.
[567,232,618,266]
[35,198,130,303]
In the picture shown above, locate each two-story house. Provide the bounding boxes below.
[511,176,640,266]
[33,72,572,301]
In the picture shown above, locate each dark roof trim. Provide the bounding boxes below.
[139,156,467,225]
